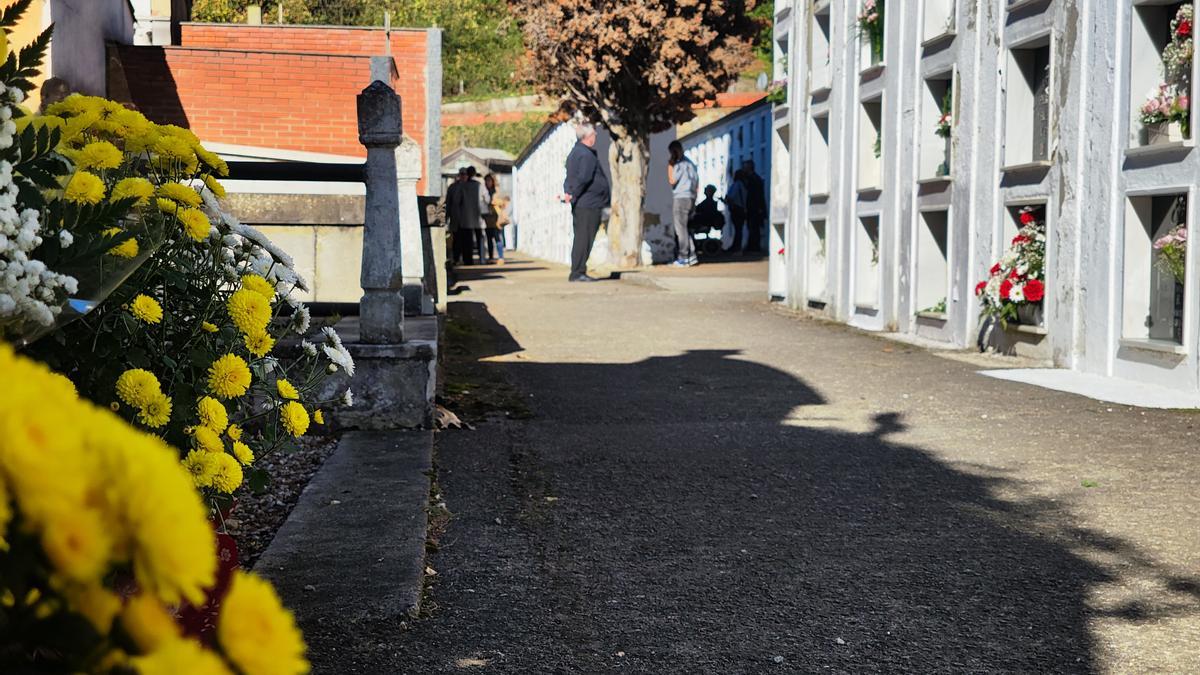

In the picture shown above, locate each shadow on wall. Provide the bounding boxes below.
[107,45,189,128]
[400,295,1200,671]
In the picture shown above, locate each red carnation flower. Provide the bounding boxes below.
[990,263,1001,275]
[975,281,987,296]
[1000,279,1013,300]
[1024,278,1045,303]
[1020,211,1035,225]
[1179,19,1192,38]
[1012,234,1030,245]
[1008,269,1022,280]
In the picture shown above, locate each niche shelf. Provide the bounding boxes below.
[1128,2,1194,149]
[915,210,950,317]
[922,0,956,44]
[809,115,831,196]
[858,98,883,191]
[811,4,833,93]
[855,215,881,309]
[1004,37,1053,169]
[919,72,955,180]
[807,219,829,302]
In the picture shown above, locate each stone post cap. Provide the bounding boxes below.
[396,136,422,180]
[358,80,402,148]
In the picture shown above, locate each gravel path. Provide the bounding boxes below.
[369,258,1200,673]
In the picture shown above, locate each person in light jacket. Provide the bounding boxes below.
[562,122,610,282]
[452,166,490,264]
[667,140,699,266]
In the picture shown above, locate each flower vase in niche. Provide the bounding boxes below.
[1017,302,1044,327]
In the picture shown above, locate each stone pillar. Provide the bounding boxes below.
[397,136,433,315]
[357,80,405,344]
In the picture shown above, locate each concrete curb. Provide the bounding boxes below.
[617,271,668,291]
[254,429,433,624]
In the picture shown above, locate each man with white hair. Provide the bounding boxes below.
[562,121,610,282]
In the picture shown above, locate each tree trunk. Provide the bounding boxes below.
[607,130,648,268]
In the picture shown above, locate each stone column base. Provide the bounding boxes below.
[317,316,438,429]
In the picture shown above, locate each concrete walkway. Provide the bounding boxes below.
[384,257,1200,673]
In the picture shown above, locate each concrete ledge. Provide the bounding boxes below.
[254,430,433,623]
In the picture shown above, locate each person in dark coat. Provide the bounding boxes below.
[445,168,469,264]
[741,159,767,253]
[562,122,610,282]
[461,166,489,263]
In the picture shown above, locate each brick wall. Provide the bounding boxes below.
[112,24,434,191]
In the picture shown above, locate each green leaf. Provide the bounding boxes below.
[247,468,271,495]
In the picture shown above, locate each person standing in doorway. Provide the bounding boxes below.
[562,122,610,282]
[741,159,767,254]
[667,140,699,266]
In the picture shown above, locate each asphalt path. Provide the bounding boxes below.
[361,258,1200,674]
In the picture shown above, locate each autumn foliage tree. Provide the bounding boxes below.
[514,0,760,266]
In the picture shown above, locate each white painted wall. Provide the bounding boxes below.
[783,0,1200,396]
[511,123,675,266]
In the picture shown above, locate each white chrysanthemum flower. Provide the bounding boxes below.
[322,325,343,348]
[301,340,318,357]
[322,343,355,377]
[1009,285,1025,303]
[58,230,72,247]
[341,389,354,407]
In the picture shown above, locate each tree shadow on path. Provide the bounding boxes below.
[384,301,1200,674]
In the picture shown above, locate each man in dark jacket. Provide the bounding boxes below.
[562,122,610,282]
[445,168,468,264]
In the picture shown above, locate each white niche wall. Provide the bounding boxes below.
[1123,193,1189,346]
[923,0,955,43]
[1128,1,1194,148]
[809,115,831,196]
[1004,37,1053,167]
[855,215,881,309]
[858,98,883,190]
[811,4,833,92]
[915,210,950,315]
[807,219,828,302]
[919,73,954,180]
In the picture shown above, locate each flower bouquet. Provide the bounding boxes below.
[976,206,1047,327]
[1154,223,1187,285]
[1141,5,1193,144]
[858,0,884,65]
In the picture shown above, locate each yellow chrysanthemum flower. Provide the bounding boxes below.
[182,449,218,489]
[115,368,160,408]
[240,274,275,301]
[121,594,180,652]
[197,396,229,432]
[244,329,275,358]
[66,583,122,633]
[201,321,218,333]
[14,114,65,134]
[107,236,139,258]
[217,571,309,675]
[0,478,10,548]
[152,134,198,170]
[232,441,254,466]
[64,171,106,205]
[203,174,227,198]
[197,146,230,177]
[178,207,211,243]
[280,401,309,438]
[41,508,112,583]
[157,181,202,208]
[112,176,155,206]
[137,392,173,428]
[130,638,233,675]
[226,423,243,441]
[208,354,252,399]
[130,294,163,324]
[276,378,299,400]
[155,197,178,215]
[192,425,223,454]
[74,140,123,170]
[313,409,324,425]
[227,288,271,336]
[211,452,244,494]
